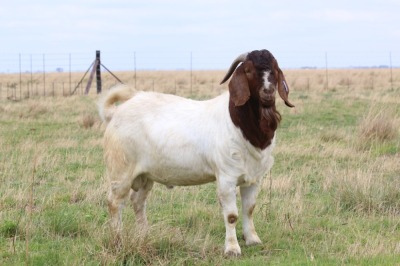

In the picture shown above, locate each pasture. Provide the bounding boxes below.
[0,69,399,265]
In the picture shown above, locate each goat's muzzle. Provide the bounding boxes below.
[259,89,275,108]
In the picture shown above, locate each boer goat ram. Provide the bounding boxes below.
[98,49,294,256]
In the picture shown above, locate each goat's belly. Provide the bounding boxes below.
[147,167,216,186]
[137,145,216,186]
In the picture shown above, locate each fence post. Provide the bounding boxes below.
[389,52,393,90]
[325,52,329,90]
[370,72,374,90]
[30,54,33,94]
[96,50,102,94]
[43,54,46,97]
[19,53,22,100]
[174,79,177,94]
[134,52,137,89]
[69,53,72,95]
[190,51,193,95]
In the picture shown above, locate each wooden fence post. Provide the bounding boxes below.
[96,50,102,94]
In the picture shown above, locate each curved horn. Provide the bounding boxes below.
[220,52,248,84]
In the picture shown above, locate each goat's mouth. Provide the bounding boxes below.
[259,91,275,107]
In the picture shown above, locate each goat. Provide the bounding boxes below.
[98,49,294,256]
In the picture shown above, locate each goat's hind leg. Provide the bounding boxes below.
[107,179,131,246]
[107,167,141,239]
[130,175,154,234]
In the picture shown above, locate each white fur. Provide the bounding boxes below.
[100,84,275,256]
[98,84,134,123]
[263,71,273,91]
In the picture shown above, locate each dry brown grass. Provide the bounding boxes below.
[285,68,399,92]
[358,106,398,142]
[80,113,96,129]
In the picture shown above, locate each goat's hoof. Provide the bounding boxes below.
[245,235,262,246]
[224,246,241,257]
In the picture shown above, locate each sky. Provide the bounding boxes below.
[1,0,400,71]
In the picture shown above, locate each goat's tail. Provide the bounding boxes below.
[98,84,135,124]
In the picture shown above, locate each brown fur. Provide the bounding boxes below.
[248,204,255,217]
[228,52,284,150]
[228,214,238,224]
[229,99,281,149]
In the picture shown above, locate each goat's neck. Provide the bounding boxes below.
[229,98,280,150]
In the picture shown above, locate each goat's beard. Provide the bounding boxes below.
[261,99,275,108]
[261,105,281,130]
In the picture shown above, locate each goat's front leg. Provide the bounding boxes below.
[217,178,241,256]
[240,184,262,245]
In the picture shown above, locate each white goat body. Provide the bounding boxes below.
[102,88,275,188]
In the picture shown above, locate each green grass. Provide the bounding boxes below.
[1,82,399,265]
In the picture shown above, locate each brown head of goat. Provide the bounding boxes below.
[220,49,295,149]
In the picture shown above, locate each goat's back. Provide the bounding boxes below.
[103,91,232,186]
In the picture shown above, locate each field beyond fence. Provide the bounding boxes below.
[1,68,399,100]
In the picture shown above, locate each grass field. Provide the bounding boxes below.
[0,69,399,265]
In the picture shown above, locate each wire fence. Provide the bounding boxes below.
[0,51,399,100]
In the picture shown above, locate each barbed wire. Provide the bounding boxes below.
[0,50,398,101]
[0,51,398,74]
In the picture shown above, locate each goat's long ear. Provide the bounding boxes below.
[274,61,295,108]
[229,64,250,106]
